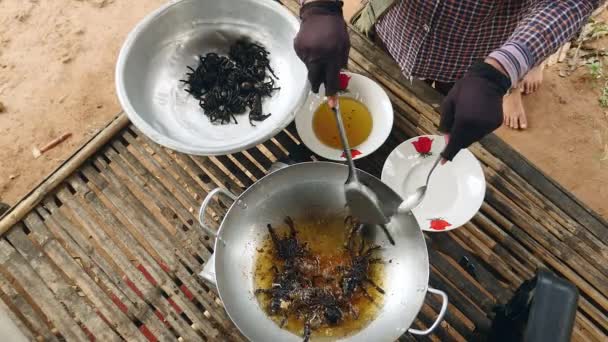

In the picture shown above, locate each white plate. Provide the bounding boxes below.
[295,72,393,161]
[381,135,486,232]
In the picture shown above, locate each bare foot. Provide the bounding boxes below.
[521,63,544,95]
[503,88,528,129]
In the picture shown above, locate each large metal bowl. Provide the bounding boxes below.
[198,162,448,341]
[116,0,309,155]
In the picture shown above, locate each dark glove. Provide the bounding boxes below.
[439,61,511,161]
[293,0,350,96]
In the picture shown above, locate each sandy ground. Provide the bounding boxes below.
[0,0,607,218]
[496,66,608,218]
[495,10,608,218]
[0,0,166,205]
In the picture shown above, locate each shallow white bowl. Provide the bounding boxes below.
[295,72,394,161]
[382,135,486,232]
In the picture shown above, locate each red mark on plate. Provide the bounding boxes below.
[341,149,362,159]
[412,136,433,157]
[429,219,451,231]
[339,73,351,90]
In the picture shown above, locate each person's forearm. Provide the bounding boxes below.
[488,0,598,84]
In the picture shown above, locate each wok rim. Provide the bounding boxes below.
[213,161,431,341]
[115,0,310,156]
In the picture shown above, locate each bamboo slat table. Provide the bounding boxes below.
[0,1,607,340]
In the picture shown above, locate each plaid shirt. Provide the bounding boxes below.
[375,0,599,84]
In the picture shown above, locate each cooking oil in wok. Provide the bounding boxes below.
[253,216,385,340]
[312,97,373,149]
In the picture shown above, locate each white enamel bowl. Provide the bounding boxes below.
[295,72,393,161]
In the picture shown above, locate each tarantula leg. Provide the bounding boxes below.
[251,113,271,122]
[364,277,385,294]
[363,245,381,257]
[302,320,312,342]
[344,215,353,225]
[267,224,281,250]
[345,303,359,320]
[285,216,296,238]
[344,220,360,249]
[359,237,366,255]
[361,286,374,302]
[279,315,288,328]
[266,64,278,79]
[345,224,362,253]
[355,223,364,233]
[254,288,273,295]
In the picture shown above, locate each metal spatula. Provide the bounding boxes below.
[332,102,389,225]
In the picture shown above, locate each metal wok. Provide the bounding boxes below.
[198,162,447,341]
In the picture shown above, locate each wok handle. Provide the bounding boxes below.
[408,287,449,336]
[199,253,217,289]
[198,188,238,239]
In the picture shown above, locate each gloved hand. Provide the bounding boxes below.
[439,60,511,161]
[294,0,350,104]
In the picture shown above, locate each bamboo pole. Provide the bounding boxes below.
[0,113,130,235]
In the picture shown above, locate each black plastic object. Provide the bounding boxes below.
[459,256,478,280]
[524,268,579,342]
[487,268,579,342]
